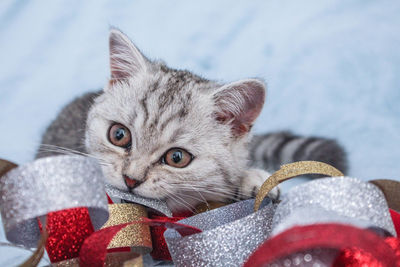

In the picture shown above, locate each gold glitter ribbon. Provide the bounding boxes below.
[370,179,400,212]
[102,203,152,254]
[254,161,344,211]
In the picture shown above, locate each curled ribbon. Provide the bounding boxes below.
[254,161,344,211]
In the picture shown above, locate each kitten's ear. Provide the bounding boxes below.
[109,28,148,81]
[214,79,265,137]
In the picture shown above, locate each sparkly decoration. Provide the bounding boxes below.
[147,215,195,261]
[44,207,94,262]
[243,224,398,267]
[164,199,276,266]
[105,184,172,217]
[272,177,396,236]
[254,161,344,211]
[390,209,400,236]
[102,204,152,254]
[79,222,143,267]
[0,155,109,247]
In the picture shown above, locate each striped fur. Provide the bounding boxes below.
[249,132,348,174]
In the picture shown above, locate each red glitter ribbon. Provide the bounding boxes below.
[41,194,114,263]
[80,222,134,267]
[79,219,201,266]
[390,209,400,237]
[243,223,400,267]
[149,212,193,261]
[41,207,95,263]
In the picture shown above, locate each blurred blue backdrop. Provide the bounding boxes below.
[0,0,400,263]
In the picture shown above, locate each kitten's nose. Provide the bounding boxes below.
[123,175,141,190]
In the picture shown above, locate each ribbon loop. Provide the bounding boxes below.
[254,161,344,211]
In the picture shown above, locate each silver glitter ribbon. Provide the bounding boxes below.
[105,184,172,217]
[0,155,109,247]
[165,199,276,267]
[165,177,396,267]
[272,177,396,236]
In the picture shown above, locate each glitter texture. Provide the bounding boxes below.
[102,203,152,254]
[105,184,172,217]
[0,155,109,247]
[271,177,396,236]
[44,207,94,262]
[164,199,276,267]
[254,161,343,211]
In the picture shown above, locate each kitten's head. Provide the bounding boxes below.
[85,29,266,211]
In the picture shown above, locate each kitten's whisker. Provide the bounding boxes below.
[187,184,209,208]
[37,144,112,166]
[168,175,208,206]
[161,186,196,212]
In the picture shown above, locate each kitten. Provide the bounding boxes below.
[36,29,347,212]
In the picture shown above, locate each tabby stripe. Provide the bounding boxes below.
[261,134,284,169]
[253,134,274,168]
[140,95,149,125]
[159,108,187,132]
[304,139,326,159]
[251,186,257,198]
[272,134,297,168]
[293,137,318,162]
[249,134,270,162]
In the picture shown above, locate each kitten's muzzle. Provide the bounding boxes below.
[123,175,142,190]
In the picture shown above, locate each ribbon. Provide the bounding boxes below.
[165,199,277,266]
[105,184,172,217]
[243,224,400,267]
[79,218,201,267]
[0,155,176,265]
[254,161,344,211]
[271,177,396,236]
[0,156,109,248]
[101,204,152,254]
[165,162,396,266]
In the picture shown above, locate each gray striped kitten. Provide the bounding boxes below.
[36,29,347,212]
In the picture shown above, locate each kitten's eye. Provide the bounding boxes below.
[163,148,193,168]
[108,123,131,148]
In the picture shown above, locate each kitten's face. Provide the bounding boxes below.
[85,29,265,212]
